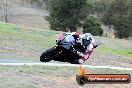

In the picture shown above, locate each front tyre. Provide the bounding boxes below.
[70,60,80,64]
[40,48,55,62]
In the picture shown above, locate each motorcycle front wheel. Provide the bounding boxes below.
[40,48,55,62]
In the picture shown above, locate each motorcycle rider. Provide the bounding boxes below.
[77,33,98,64]
[57,29,98,64]
[71,32,98,64]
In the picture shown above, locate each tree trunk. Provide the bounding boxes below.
[4,0,8,23]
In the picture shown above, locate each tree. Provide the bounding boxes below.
[112,15,130,38]
[83,16,103,36]
[47,0,87,31]
[0,0,14,23]
[128,0,132,37]
[0,0,10,23]
[93,0,112,18]
[4,0,8,23]
[102,0,131,38]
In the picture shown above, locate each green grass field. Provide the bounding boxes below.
[96,47,132,58]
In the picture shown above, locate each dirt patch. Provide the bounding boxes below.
[0,14,50,30]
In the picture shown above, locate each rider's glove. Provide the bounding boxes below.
[94,45,98,48]
[78,59,84,64]
[76,51,83,57]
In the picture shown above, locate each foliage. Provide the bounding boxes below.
[128,0,132,36]
[47,0,87,32]
[83,16,103,36]
[102,0,131,39]
[92,0,112,17]
[112,15,130,38]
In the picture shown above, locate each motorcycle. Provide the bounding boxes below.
[40,32,100,64]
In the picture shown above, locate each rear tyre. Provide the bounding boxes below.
[40,48,55,62]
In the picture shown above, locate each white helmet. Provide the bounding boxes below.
[83,33,92,40]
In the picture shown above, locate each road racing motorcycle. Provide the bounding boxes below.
[40,32,100,64]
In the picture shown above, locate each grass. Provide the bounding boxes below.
[96,47,132,58]
[0,65,131,88]
[0,21,132,62]
[0,65,131,77]
[0,14,50,30]
[0,22,58,61]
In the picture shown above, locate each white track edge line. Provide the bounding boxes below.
[0,63,132,71]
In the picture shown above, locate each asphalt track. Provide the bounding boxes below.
[0,63,132,71]
[0,59,33,63]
